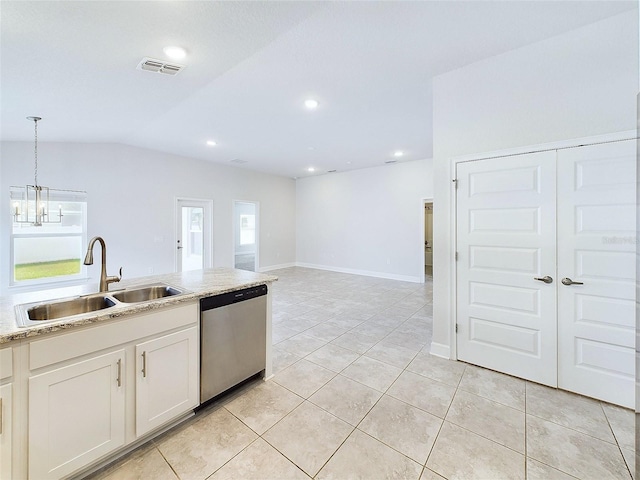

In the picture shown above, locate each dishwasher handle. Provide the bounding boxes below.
[200,284,268,311]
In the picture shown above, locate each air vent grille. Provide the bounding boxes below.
[137,57,185,76]
[230,159,248,165]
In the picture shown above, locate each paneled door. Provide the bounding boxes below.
[456,151,558,386]
[557,141,636,408]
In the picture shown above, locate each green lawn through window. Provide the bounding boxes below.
[15,259,81,281]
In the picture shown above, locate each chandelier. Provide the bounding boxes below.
[11,116,83,227]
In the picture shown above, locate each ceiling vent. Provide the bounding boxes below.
[230,159,248,165]
[137,57,185,76]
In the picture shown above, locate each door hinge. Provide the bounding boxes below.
[455,252,459,261]
[455,324,459,333]
[452,178,458,189]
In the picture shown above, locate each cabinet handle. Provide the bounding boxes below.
[116,359,122,387]
[142,351,147,378]
[534,276,553,284]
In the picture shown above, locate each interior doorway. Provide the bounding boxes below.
[176,198,212,272]
[424,201,433,278]
[233,201,259,272]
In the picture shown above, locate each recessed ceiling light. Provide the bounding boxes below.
[206,140,217,146]
[307,167,315,172]
[393,151,404,158]
[163,46,187,60]
[304,99,319,110]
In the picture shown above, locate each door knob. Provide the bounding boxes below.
[561,277,584,286]
[534,276,553,284]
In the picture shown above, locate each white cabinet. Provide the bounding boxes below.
[28,350,126,480]
[0,347,13,480]
[136,327,199,437]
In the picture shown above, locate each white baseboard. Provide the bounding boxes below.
[429,342,451,359]
[295,262,422,283]
[258,262,296,273]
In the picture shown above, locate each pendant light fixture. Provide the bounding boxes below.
[11,116,84,227]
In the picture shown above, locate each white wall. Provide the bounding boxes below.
[296,159,433,282]
[431,10,638,357]
[0,142,296,293]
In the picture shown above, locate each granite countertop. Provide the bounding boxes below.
[0,267,277,344]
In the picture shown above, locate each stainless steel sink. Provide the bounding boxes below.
[112,285,183,303]
[21,295,117,324]
[15,283,188,327]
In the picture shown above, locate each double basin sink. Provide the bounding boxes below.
[16,284,187,328]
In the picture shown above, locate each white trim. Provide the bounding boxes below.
[453,130,637,163]
[429,342,451,359]
[295,262,422,283]
[259,262,296,272]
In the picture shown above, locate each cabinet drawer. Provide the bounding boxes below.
[29,302,198,370]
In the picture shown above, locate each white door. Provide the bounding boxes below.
[136,327,199,436]
[557,140,636,408]
[28,350,125,479]
[233,201,258,272]
[176,199,212,272]
[456,151,558,386]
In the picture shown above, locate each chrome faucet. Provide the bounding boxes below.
[84,236,122,292]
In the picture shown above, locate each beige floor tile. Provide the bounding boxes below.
[309,374,382,425]
[305,343,360,372]
[90,445,177,480]
[526,414,630,480]
[351,322,395,341]
[359,394,442,464]
[419,467,446,480]
[209,438,309,480]
[325,315,366,330]
[427,421,525,480]
[263,401,352,477]
[387,371,455,418]
[406,352,466,387]
[367,313,407,328]
[272,347,301,375]
[316,429,423,480]
[305,323,349,343]
[602,402,635,451]
[156,407,258,480]
[622,448,635,479]
[273,359,336,398]
[526,458,577,480]
[341,355,403,392]
[458,364,525,410]
[446,389,525,453]
[419,467,445,480]
[364,342,418,369]
[224,380,303,435]
[383,330,429,351]
[276,333,327,357]
[273,324,301,344]
[331,331,380,354]
[526,382,615,443]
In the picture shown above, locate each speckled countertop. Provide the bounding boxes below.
[0,267,277,344]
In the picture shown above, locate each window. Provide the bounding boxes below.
[10,189,87,286]
[239,214,256,246]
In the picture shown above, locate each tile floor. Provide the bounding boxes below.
[91,267,635,480]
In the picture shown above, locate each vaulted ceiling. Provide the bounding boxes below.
[1,1,635,178]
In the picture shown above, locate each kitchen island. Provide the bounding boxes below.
[0,267,277,479]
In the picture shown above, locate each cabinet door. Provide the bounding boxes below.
[29,350,125,479]
[0,383,12,480]
[136,327,199,437]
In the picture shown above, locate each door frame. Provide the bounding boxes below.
[421,198,434,284]
[448,130,637,362]
[232,200,260,272]
[175,197,213,272]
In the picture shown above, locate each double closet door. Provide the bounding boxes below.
[456,140,636,408]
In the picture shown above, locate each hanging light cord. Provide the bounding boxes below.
[33,117,38,186]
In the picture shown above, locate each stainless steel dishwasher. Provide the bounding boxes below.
[200,284,267,403]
